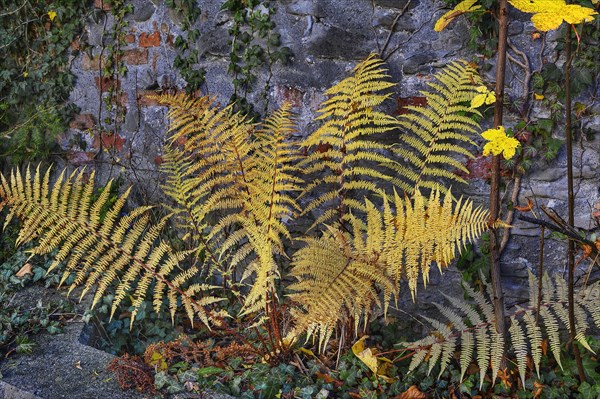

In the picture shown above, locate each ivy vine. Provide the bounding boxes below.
[0,0,89,166]
[167,0,206,94]
[100,0,133,144]
[222,0,292,120]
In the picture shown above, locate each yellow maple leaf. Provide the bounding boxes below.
[481,125,520,160]
[48,10,57,22]
[509,0,597,31]
[434,0,482,32]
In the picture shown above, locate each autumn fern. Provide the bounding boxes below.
[392,60,484,196]
[157,94,302,314]
[298,53,399,230]
[401,272,600,389]
[288,188,494,350]
[0,166,223,328]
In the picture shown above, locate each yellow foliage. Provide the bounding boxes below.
[470,86,496,109]
[288,188,493,349]
[392,61,484,195]
[434,0,482,32]
[481,125,520,160]
[509,0,597,31]
[299,53,399,230]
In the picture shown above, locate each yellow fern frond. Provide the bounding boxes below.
[0,166,222,328]
[299,53,400,229]
[157,93,302,315]
[392,61,484,196]
[288,186,492,348]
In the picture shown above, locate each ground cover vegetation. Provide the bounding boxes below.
[0,0,599,398]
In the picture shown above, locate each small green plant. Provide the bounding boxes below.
[0,0,89,165]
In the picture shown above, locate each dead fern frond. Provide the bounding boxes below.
[392,60,484,195]
[401,272,600,389]
[0,166,223,328]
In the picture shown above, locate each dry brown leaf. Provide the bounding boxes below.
[74,360,82,370]
[395,385,426,399]
[16,263,33,278]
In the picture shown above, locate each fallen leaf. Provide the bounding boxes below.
[533,93,544,100]
[395,385,426,399]
[74,361,82,370]
[16,263,33,278]
[351,336,396,383]
[533,380,544,398]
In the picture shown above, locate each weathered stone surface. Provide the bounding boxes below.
[127,0,155,22]
[305,23,373,59]
[374,0,415,9]
[281,0,323,17]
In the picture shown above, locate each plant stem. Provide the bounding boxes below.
[564,23,586,383]
[489,0,509,342]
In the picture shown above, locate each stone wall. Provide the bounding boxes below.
[63,0,600,309]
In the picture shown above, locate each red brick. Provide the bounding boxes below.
[69,114,96,130]
[124,34,135,44]
[118,93,129,107]
[94,133,126,151]
[275,85,304,108]
[137,90,161,106]
[395,96,427,115]
[94,0,111,10]
[95,76,120,92]
[139,31,161,47]
[123,48,148,65]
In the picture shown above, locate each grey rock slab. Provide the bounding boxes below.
[0,286,237,399]
[0,315,146,399]
[127,0,156,22]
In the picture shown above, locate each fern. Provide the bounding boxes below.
[298,53,399,230]
[0,166,223,328]
[392,60,484,196]
[401,271,600,389]
[157,94,301,314]
[288,188,493,349]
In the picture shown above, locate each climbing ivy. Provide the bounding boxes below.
[0,0,90,166]
[167,0,206,94]
[100,0,133,142]
[221,0,292,120]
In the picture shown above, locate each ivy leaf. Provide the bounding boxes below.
[509,0,597,31]
[434,0,482,32]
